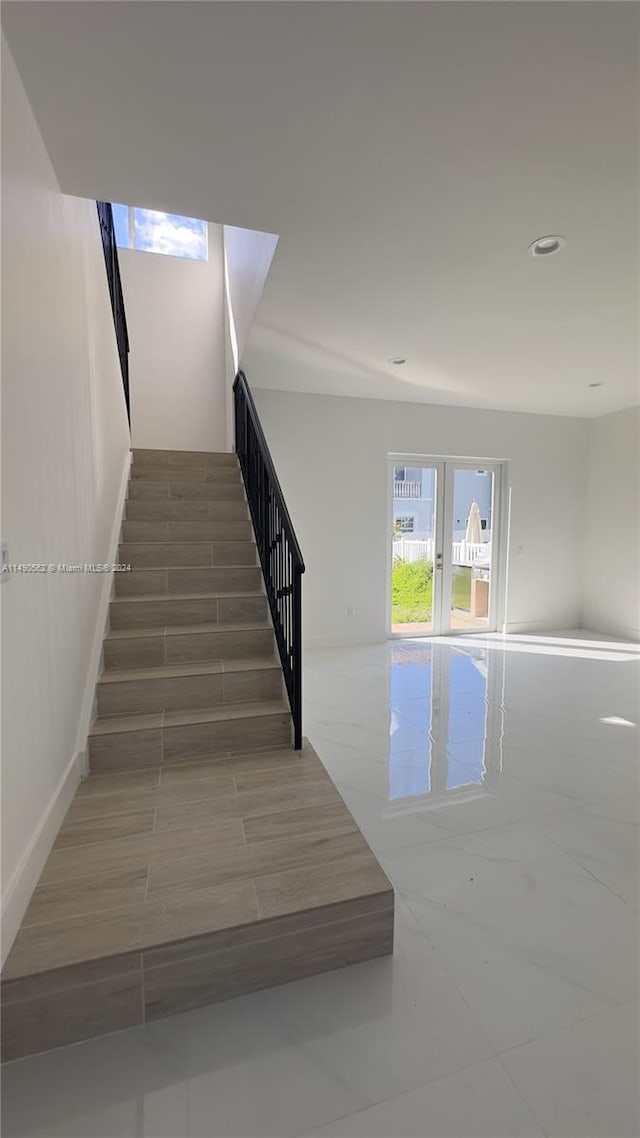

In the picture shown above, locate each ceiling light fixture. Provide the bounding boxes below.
[528,235,566,258]
[389,357,407,365]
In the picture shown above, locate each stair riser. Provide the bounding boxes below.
[97,669,283,716]
[143,904,393,1023]
[118,542,257,569]
[128,482,245,501]
[104,628,276,670]
[133,449,238,469]
[0,898,392,1060]
[110,595,268,630]
[131,467,241,484]
[89,713,292,770]
[122,520,253,542]
[125,500,249,522]
[115,568,262,596]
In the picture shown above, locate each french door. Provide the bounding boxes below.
[389,457,504,637]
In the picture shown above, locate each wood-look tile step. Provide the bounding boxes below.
[128,480,246,502]
[103,621,276,669]
[109,591,268,631]
[89,699,293,770]
[1,742,394,1061]
[132,449,238,469]
[121,519,253,542]
[59,755,330,828]
[125,498,249,522]
[131,467,241,484]
[118,541,257,570]
[1,449,395,1064]
[97,657,283,715]
[115,567,263,597]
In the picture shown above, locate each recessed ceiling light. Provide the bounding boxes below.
[589,382,605,388]
[389,357,407,365]
[528,235,566,258]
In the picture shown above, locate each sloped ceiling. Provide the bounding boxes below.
[3,1,638,416]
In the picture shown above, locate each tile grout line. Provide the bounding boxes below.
[250,877,262,920]
[143,858,152,902]
[493,1050,558,1137]
[140,951,146,1025]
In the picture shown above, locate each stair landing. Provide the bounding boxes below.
[1,742,393,1061]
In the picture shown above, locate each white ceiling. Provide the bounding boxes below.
[3,1,638,416]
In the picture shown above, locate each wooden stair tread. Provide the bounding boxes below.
[111,590,265,603]
[90,699,290,735]
[130,482,242,489]
[120,536,255,544]
[98,658,280,685]
[132,448,238,462]
[105,620,273,640]
[119,565,258,574]
[118,562,257,566]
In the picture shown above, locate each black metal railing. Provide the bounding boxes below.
[96,201,130,425]
[234,371,305,749]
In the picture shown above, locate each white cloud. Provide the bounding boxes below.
[134,210,207,260]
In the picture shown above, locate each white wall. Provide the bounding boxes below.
[253,388,589,648]
[582,407,640,641]
[119,226,227,453]
[222,225,279,449]
[1,38,131,957]
[223,225,279,366]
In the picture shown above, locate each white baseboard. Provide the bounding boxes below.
[580,619,640,644]
[305,632,384,650]
[503,618,582,635]
[1,749,84,965]
[74,449,132,770]
[1,450,132,965]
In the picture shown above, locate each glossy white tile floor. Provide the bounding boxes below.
[3,632,639,1138]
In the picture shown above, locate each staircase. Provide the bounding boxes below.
[92,448,292,769]
[1,448,394,1062]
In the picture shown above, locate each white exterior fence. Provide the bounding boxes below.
[393,480,422,499]
[393,536,490,567]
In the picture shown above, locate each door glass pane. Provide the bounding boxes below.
[391,465,437,634]
[449,468,493,630]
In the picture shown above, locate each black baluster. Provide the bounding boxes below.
[232,371,305,750]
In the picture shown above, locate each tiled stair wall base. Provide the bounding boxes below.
[1,743,394,1062]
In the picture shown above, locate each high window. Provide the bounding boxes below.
[112,204,208,262]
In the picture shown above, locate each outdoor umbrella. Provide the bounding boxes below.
[465,501,482,545]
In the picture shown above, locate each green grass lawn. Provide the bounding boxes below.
[392,559,433,623]
[391,560,473,623]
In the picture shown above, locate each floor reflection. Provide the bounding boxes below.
[388,640,504,804]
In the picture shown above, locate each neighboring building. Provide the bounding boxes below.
[393,466,493,542]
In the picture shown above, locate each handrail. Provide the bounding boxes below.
[96,201,130,425]
[234,370,305,749]
[234,372,305,570]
